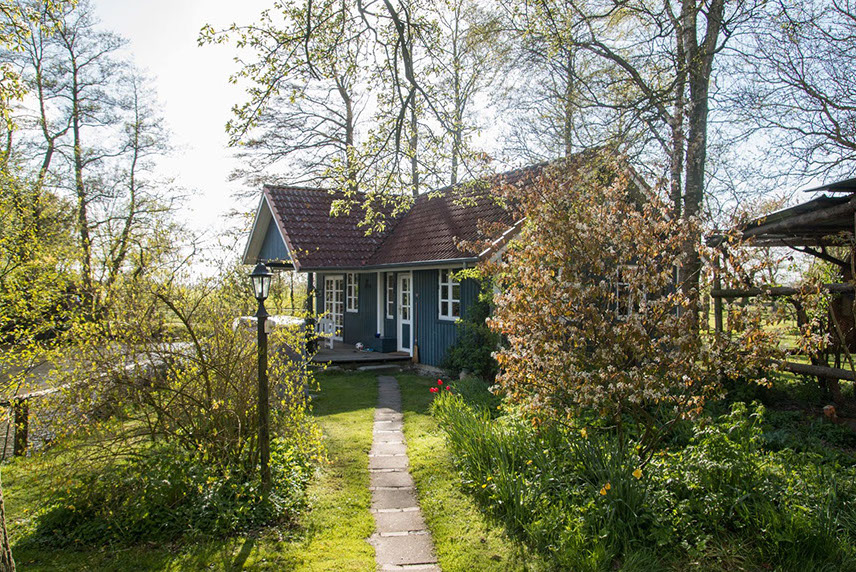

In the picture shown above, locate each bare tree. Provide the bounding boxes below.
[730,0,856,179]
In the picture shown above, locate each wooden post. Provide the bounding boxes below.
[305,272,316,353]
[12,399,27,457]
[713,252,723,335]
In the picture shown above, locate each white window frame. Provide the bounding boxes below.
[438,268,462,320]
[346,272,359,313]
[615,265,645,319]
[385,273,395,319]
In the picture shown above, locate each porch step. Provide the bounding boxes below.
[358,364,403,372]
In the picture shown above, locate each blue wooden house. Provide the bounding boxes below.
[242,166,538,366]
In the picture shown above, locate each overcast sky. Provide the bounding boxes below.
[91,0,271,244]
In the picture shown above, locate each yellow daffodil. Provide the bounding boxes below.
[580,427,588,438]
[633,468,643,479]
[599,487,607,496]
[605,482,611,491]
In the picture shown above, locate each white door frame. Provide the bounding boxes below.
[397,272,413,354]
[324,274,344,341]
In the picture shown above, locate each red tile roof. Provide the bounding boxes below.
[264,164,542,270]
[264,186,398,270]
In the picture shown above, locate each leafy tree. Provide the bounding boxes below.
[10,0,181,315]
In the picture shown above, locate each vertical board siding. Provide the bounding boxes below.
[315,272,325,315]
[314,269,478,366]
[343,272,378,345]
[412,269,478,366]
[258,220,290,262]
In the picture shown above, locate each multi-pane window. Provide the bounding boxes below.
[615,265,644,319]
[438,269,461,320]
[386,273,395,319]
[346,272,359,312]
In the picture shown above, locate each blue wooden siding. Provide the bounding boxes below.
[314,273,325,315]
[343,273,378,344]
[413,269,478,367]
[314,269,478,366]
[259,220,290,262]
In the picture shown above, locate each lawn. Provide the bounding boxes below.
[0,369,525,571]
[397,373,534,570]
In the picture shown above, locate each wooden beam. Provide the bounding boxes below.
[711,283,856,299]
[713,253,723,334]
[742,196,856,239]
[781,361,856,382]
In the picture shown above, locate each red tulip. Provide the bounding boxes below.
[437,379,443,385]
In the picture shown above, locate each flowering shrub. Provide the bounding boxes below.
[486,152,780,453]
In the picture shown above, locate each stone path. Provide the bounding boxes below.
[368,376,440,571]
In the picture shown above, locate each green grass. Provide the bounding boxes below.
[3,370,379,571]
[397,373,536,571]
[0,369,531,570]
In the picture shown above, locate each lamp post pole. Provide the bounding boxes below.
[257,294,271,492]
[250,263,273,493]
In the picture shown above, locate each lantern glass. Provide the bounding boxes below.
[250,263,272,301]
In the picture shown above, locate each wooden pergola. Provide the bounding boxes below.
[707,179,856,399]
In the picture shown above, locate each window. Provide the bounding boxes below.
[346,272,359,312]
[615,265,644,319]
[386,273,395,319]
[439,269,461,320]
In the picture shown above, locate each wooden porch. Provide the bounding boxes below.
[311,341,412,365]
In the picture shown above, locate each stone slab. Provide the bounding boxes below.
[375,419,404,430]
[372,533,437,566]
[372,488,419,510]
[374,510,427,534]
[375,412,403,421]
[380,565,440,572]
[369,455,409,470]
[372,442,408,456]
[370,470,415,488]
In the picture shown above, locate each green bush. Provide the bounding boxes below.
[26,438,311,547]
[441,290,499,381]
[433,395,856,570]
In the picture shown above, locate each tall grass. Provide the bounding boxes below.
[433,394,856,570]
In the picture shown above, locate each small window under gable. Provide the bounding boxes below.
[386,273,395,319]
[439,269,461,320]
[347,272,359,312]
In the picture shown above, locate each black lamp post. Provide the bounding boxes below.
[250,262,273,492]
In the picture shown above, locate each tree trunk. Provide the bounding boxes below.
[0,473,15,572]
[71,60,95,312]
[679,0,724,332]
[410,92,419,197]
[563,48,574,159]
